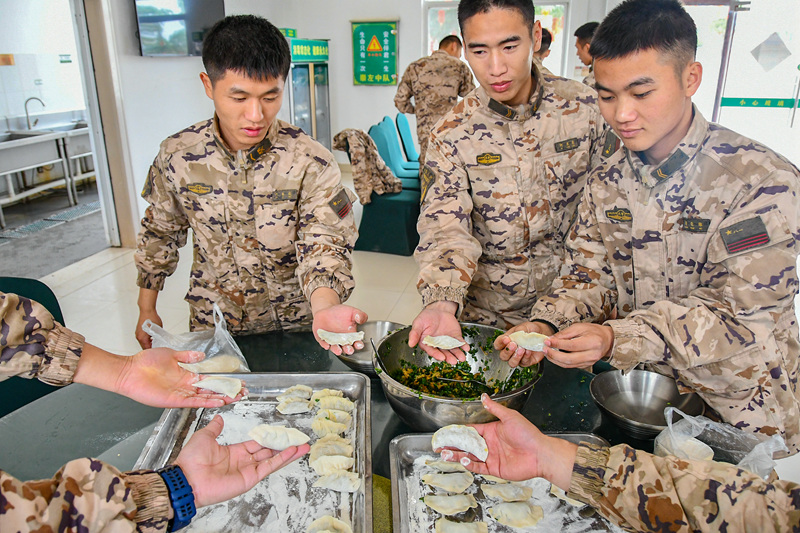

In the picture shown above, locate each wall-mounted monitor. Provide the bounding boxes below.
[134,0,225,57]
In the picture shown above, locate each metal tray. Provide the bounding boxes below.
[135,372,371,533]
[390,432,622,533]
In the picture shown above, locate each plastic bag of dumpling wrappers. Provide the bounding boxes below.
[654,407,787,479]
[142,303,249,373]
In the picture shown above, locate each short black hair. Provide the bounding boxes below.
[439,35,463,49]
[202,15,290,84]
[573,21,599,44]
[590,0,696,73]
[458,0,536,34]
[539,28,552,53]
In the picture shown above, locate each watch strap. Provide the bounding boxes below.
[157,465,196,531]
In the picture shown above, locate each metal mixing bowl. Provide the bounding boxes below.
[333,321,405,377]
[373,323,542,432]
[590,369,705,439]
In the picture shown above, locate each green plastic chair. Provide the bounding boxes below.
[0,278,63,417]
[395,113,421,163]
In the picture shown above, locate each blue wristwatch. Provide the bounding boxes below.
[157,465,196,531]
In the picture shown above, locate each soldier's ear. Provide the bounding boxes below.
[200,72,214,99]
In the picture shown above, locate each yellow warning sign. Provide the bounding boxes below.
[366,35,383,52]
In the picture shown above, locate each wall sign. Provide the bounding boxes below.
[352,20,397,85]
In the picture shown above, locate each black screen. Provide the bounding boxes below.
[134,0,225,57]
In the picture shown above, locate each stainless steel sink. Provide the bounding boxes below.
[42,123,88,133]
[0,131,48,143]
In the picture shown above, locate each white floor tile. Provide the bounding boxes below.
[345,286,403,323]
[351,250,418,292]
[387,290,423,326]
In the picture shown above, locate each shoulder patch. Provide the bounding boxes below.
[554,138,580,153]
[606,208,632,223]
[141,174,153,198]
[682,217,710,233]
[186,183,212,195]
[476,153,502,166]
[420,166,435,204]
[720,216,769,253]
[328,189,352,219]
[602,131,621,158]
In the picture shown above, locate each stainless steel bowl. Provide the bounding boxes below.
[373,322,542,432]
[333,321,406,377]
[590,369,705,439]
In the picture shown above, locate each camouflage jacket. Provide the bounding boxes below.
[416,65,604,328]
[0,291,171,532]
[136,117,358,335]
[531,109,800,453]
[582,68,595,88]
[570,441,800,532]
[333,128,402,204]
[394,49,475,163]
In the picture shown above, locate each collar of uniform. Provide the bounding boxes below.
[210,115,276,164]
[431,49,449,59]
[479,62,545,121]
[624,105,708,188]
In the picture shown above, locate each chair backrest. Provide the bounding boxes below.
[395,113,420,163]
[368,123,419,179]
[380,117,419,170]
[0,278,64,417]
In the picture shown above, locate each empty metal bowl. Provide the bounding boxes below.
[333,320,405,377]
[373,323,542,432]
[590,369,705,439]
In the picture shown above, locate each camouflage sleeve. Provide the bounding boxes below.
[415,134,482,312]
[0,292,84,386]
[295,154,358,303]
[458,64,476,97]
[0,459,171,532]
[394,64,416,115]
[569,442,800,532]
[135,155,190,292]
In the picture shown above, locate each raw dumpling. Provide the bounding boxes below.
[435,518,488,533]
[309,454,355,475]
[422,335,466,350]
[192,376,243,398]
[422,472,475,493]
[317,329,365,346]
[277,384,313,402]
[312,471,362,493]
[507,331,548,352]
[310,434,353,462]
[248,424,310,450]
[425,459,467,473]
[481,483,533,502]
[316,395,355,413]
[432,425,489,462]
[178,354,245,373]
[488,502,543,528]
[311,388,344,402]
[481,474,509,484]
[312,417,348,437]
[315,408,353,428]
[550,484,584,507]
[423,494,478,515]
[277,398,313,414]
[307,515,353,533]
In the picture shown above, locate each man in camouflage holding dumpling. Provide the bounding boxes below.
[135,15,365,355]
[409,0,604,361]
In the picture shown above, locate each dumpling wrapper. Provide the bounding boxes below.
[178,354,246,373]
[312,471,362,493]
[192,376,242,398]
[316,395,355,413]
[488,502,544,528]
[317,329,365,346]
[307,515,353,533]
[277,398,313,414]
[507,330,548,352]
[277,384,313,402]
[310,434,353,462]
[311,388,344,402]
[481,474,509,484]
[425,459,467,473]
[432,425,489,462]
[309,454,355,475]
[481,482,533,502]
[423,494,478,515]
[248,424,310,450]
[315,408,353,428]
[423,335,466,350]
[422,472,475,493]
[550,484,584,507]
[435,518,488,533]
[312,417,348,437]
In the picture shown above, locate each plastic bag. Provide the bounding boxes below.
[654,407,787,479]
[142,303,249,373]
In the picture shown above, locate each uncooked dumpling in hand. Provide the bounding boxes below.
[423,494,478,515]
[507,330,548,352]
[422,335,466,350]
[435,518,488,533]
[192,376,243,398]
[488,502,543,528]
[480,483,533,502]
[178,354,245,373]
[317,329,365,346]
[248,424,310,450]
[422,472,475,493]
[432,425,489,462]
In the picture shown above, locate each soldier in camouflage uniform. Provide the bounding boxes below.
[444,394,800,533]
[0,291,308,531]
[499,0,800,453]
[135,16,364,355]
[574,22,598,87]
[410,0,604,362]
[394,35,475,164]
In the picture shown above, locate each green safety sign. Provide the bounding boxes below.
[289,39,329,63]
[352,21,397,85]
[721,97,799,108]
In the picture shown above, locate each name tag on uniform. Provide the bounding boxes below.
[476,153,502,165]
[682,218,710,233]
[328,189,352,219]
[186,183,212,195]
[272,189,298,202]
[720,216,770,253]
[554,138,579,153]
[606,208,632,223]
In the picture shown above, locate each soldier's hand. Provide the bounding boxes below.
[543,323,614,368]
[409,301,468,364]
[495,322,554,368]
[135,308,162,349]
[437,395,577,491]
[312,305,368,356]
[176,415,309,508]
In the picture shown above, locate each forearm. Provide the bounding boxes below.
[72,342,128,394]
[309,287,341,315]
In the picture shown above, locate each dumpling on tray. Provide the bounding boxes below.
[481,482,533,502]
[277,398,313,415]
[310,434,353,462]
[316,395,355,413]
[310,454,355,476]
[307,515,353,533]
[315,408,352,428]
[277,384,313,402]
[311,388,344,402]
[435,518,488,533]
[423,494,478,515]
[312,417,348,437]
[422,472,474,493]
[312,471,361,493]
[488,502,543,528]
